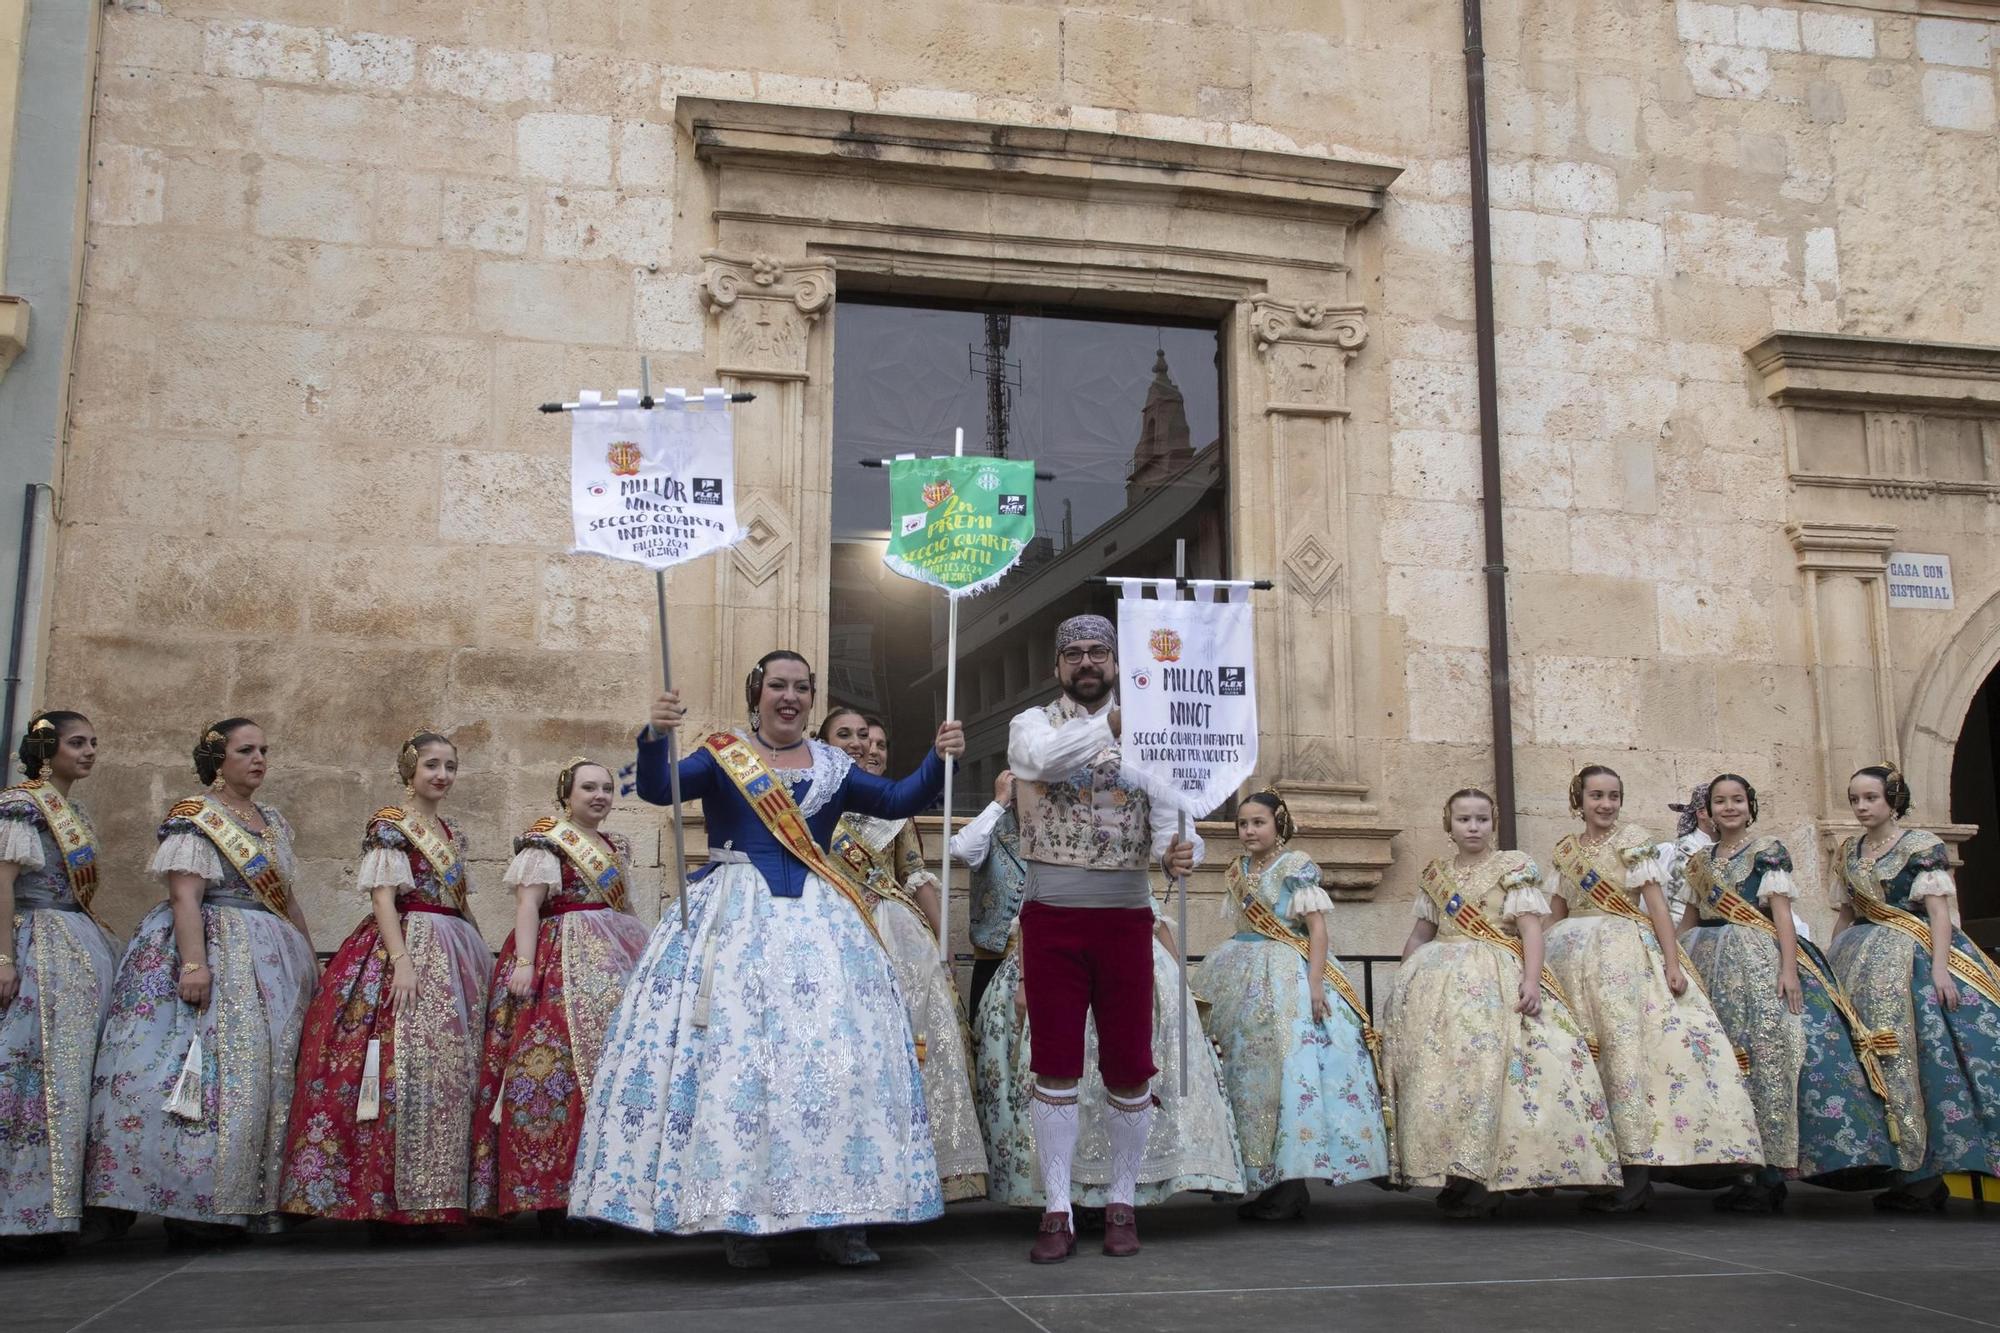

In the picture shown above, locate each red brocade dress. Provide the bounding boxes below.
[470,822,648,1217]
[279,812,489,1224]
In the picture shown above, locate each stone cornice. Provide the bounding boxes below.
[675,98,1401,224]
[1748,330,2000,413]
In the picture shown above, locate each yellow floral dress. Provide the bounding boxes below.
[1386,852,1619,1189]
[1545,826,1761,1169]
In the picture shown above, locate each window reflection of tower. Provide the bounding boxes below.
[1126,347,1196,504]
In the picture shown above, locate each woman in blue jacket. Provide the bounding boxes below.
[568,650,962,1269]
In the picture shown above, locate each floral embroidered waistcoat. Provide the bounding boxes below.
[1015,696,1152,872]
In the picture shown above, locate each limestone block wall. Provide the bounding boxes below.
[47,0,2000,953]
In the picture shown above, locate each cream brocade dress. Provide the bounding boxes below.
[1544,826,1762,1169]
[838,813,989,1202]
[1386,852,1620,1190]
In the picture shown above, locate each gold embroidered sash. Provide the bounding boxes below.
[376,806,467,912]
[9,780,110,933]
[526,816,630,913]
[1554,834,1712,995]
[831,817,927,919]
[704,733,885,948]
[1420,858,1575,1012]
[168,796,292,917]
[1227,860,1388,1107]
[1692,848,1899,1108]
[1843,876,2000,1011]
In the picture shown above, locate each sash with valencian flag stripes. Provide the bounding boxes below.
[523,815,630,912]
[8,780,111,933]
[168,796,292,917]
[1419,856,1592,1053]
[704,732,885,949]
[1688,840,1898,1115]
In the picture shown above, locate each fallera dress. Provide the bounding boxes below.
[0,783,119,1237]
[1543,826,1762,1170]
[1826,828,2000,1179]
[831,812,989,1202]
[1385,852,1620,1190]
[471,821,651,1218]
[85,796,315,1230]
[568,733,948,1236]
[280,812,490,1224]
[1195,850,1388,1189]
[1682,836,1896,1181]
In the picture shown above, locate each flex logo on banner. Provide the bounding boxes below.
[569,388,744,571]
[1117,588,1259,819]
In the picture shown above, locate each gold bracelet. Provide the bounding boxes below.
[180,960,207,974]
[0,953,14,967]
[388,949,407,962]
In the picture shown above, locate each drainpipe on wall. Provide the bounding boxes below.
[2,483,40,750]
[1462,0,1518,846]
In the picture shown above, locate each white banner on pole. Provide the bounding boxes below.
[569,388,744,570]
[1116,589,1258,820]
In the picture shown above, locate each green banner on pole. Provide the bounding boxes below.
[883,456,1037,597]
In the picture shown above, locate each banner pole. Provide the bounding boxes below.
[640,355,690,931]
[1174,538,1191,1097]
[936,426,964,964]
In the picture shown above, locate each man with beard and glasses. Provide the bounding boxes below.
[1006,614,1200,1264]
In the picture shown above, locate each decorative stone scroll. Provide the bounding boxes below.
[700,252,835,382]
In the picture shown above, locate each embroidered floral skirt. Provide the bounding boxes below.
[1829,920,2000,1178]
[0,908,117,1235]
[568,863,943,1235]
[972,942,1245,1207]
[874,897,988,1202]
[470,907,650,1216]
[1544,914,1762,1169]
[85,901,315,1228]
[1195,935,1388,1190]
[1384,937,1619,1190]
[279,910,490,1223]
[1684,922,1894,1180]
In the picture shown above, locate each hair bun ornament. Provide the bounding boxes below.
[203,729,224,745]
[29,717,55,734]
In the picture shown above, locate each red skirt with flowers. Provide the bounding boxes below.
[470,903,649,1216]
[279,905,490,1224]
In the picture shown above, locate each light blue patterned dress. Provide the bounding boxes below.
[568,734,947,1236]
[0,788,119,1237]
[1828,829,2000,1179]
[1195,850,1387,1189]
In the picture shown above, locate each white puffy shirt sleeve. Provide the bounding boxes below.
[503,846,563,892]
[1500,861,1553,921]
[1007,707,1114,781]
[949,800,1007,869]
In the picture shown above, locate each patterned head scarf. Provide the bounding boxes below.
[1054,614,1114,654]
[1669,781,1711,839]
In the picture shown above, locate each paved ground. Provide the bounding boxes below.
[10,1183,1999,1333]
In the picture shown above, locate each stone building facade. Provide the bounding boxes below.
[5,0,2000,958]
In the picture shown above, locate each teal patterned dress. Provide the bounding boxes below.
[1828,829,2000,1179]
[1683,836,1895,1181]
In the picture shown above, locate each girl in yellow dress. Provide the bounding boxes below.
[1544,765,1762,1212]
[1386,788,1618,1216]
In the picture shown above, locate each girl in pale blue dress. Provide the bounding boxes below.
[1197,792,1387,1219]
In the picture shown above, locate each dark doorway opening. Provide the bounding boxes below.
[1948,664,2000,947]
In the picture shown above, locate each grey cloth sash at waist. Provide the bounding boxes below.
[1022,861,1153,911]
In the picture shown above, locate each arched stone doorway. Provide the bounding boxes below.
[1905,586,2000,946]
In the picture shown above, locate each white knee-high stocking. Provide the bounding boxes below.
[1030,1084,1080,1220]
[1105,1090,1155,1208]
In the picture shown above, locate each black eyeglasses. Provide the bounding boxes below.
[1059,646,1112,665]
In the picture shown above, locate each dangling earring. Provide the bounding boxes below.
[33,757,49,780]
[402,779,417,802]
[209,772,227,792]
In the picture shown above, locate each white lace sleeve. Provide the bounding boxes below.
[1413,890,1439,925]
[0,814,44,868]
[357,846,417,893]
[150,831,224,884]
[1756,868,1799,899]
[1908,869,1957,903]
[502,847,563,892]
[1287,882,1335,920]
[1622,843,1670,893]
[1500,861,1551,921]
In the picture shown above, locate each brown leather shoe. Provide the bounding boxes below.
[1029,1210,1076,1264]
[1101,1204,1140,1257]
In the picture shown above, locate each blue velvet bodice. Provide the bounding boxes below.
[633,731,947,898]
